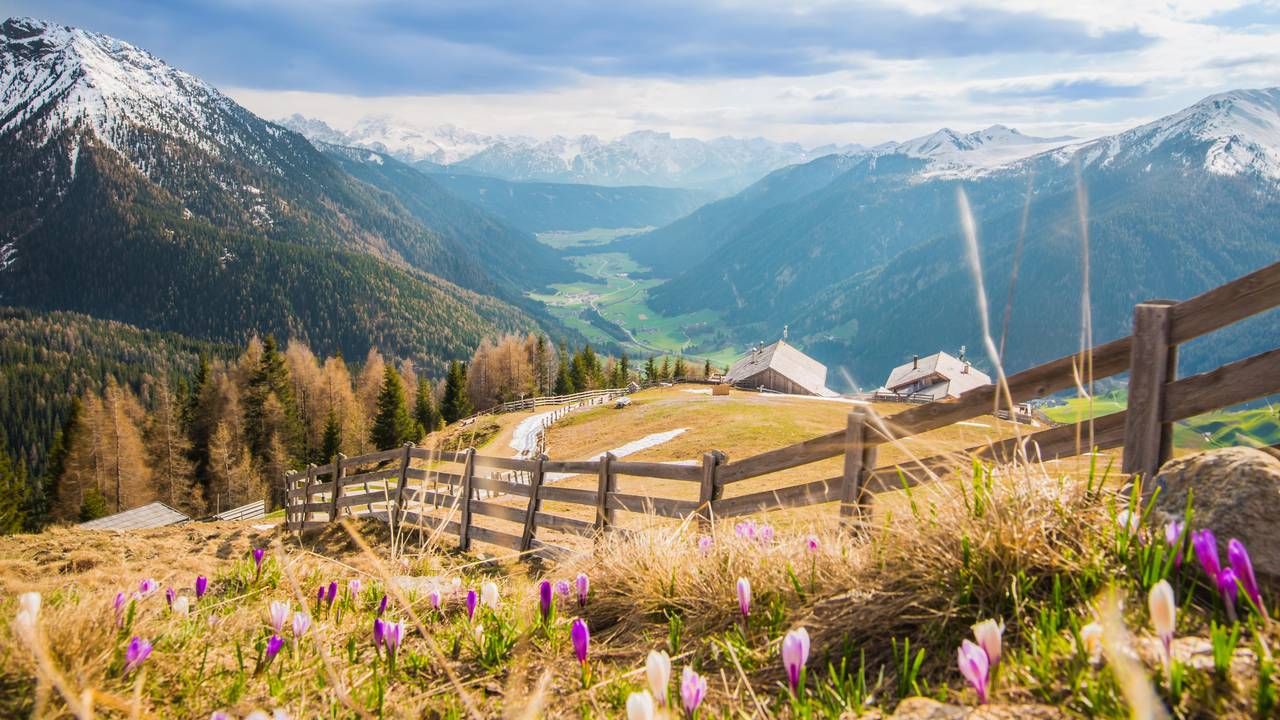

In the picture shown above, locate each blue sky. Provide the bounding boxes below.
[7,0,1280,145]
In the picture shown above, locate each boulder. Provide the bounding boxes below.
[1151,447,1280,585]
[886,698,1064,720]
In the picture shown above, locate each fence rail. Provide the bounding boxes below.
[285,261,1280,561]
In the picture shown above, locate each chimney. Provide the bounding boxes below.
[912,354,919,370]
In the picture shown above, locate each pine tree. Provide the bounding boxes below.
[645,356,658,383]
[554,350,575,395]
[673,355,687,379]
[659,356,671,380]
[441,361,474,423]
[533,335,550,396]
[0,435,29,535]
[244,336,300,463]
[618,354,631,386]
[369,365,415,450]
[41,397,82,527]
[320,409,343,462]
[414,381,439,435]
[79,487,109,522]
[704,359,712,378]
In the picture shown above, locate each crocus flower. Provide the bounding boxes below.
[124,636,152,675]
[1192,529,1221,583]
[626,690,656,720]
[1149,579,1176,664]
[1165,521,1185,568]
[539,580,553,622]
[576,573,589,608]
[1227,538,1265,614]
[555,579,572,604]
[972,619,1003,669]
[265,634,284,664]
[373,618,385,650]
[211,712,230,720]
[348,579,362,598]
[377,595,388,616]
[292,611,311,638]
[269,601,290,633]
[1219,567,1240,622]
[172,596,191,617]
[325,582,338,607]
[697,535,714,555]
[466,589,478,621]
[252,547,266,580]
[1079,622,1103,657]
[165,588,176,609]
[736,577,751,619]
[481,581,499,609]
[781,627,810,695]
[14,592,40,637]
[195,576,208,600]
[428,589,443,612]
[957,639,989,703]
[646,649,671,706]
[383,620,404,656]
[113,591,127,628]
[571,618,590,664]
[757,524,775,544]
[680,666,707,717]
[735,520,756,540]
[316,585,325,607]
[806,535,819,554]
[1116,509,1138,534]
[137,578,159,598]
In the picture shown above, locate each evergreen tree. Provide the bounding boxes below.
[40,397,82,528]
[244,336,300,463]
[673,355,687,379]
[554,350,575,395]
[533,335,550,396]
[659,356,671,380]
[414,381,439,435]
[704,359,712,378]
[370,366,415,450]
[320,409,343,462]
[441,361,474,423]
[78,487,109,523]
[0,435,29,535]
[619,355,631,386]
[645,356,658,383]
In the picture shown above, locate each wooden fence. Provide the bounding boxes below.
[284,262,1280,560]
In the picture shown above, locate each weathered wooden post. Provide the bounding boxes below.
[1122,301,1178,493]
[283,470,299,530]
[594,452,616,532]
[394,442,414,527]
[458,448,477,551]
[697,451,724,527]
[520,453,548,551]
[839,409,876,522]
[329,453,347,522]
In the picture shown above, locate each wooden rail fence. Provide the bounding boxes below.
[285,262,1280,560]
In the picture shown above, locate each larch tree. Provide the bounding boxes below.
[145,383,201,516]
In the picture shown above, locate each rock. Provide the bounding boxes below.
[890,698,965,720]
[969,706,1066,719]
[1151,447,1280,585]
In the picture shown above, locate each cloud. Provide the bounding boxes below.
[11,0,1152,95]
[968,78,1150,103]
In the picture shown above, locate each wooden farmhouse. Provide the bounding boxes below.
[880,351,991,401]
[724,339,835,396]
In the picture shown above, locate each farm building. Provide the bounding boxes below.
[879,351,991,401]
[724,339,835,396]
[78,501,190,531]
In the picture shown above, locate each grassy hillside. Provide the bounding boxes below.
[1042,391,1280,451]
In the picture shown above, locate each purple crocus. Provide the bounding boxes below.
[757,524,775,544]
[1164,521,1185,568]
[137,578,159,598]
[195,576,208,600]
[373,618,385,651]
[466,589,478,621]
[781,627,810,695]
[165,588,176,609]
[326,581,338,607]
[428,589,443,613]
[697,535,714,555]
[957,639,990,704]
[806,535,820,554]
[124,636,152,675]
[576,573,589,608]
[316,585,326,607]
[348,578,362,598]
[680,666,707,717]
[292,611,311,638]
[555,580,572,605]
[265,634,284,664]
[1192,529,1221,583]
[113,591,127,628]
[734,520,756,540]
[377,595,388,617]
[1219,567,1240,622]
[539,580,553,622]
[252,547,266,581]
[383,620,404,656]
[736,577,751,619]
[571,618,590,664]
[1227,538,1266,614]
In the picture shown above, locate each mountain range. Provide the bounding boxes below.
[629,88,1280,386]
[278,114,861,192]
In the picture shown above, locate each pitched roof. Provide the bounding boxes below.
[79,501,190,531]
[212,499,267,521]
[725,340,831,395]
[884,351,992,399]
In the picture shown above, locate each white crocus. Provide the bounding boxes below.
[1148,580,1176,663]
[14,591,41,637]
[626,690,656,720]
[646,649,671,705]
[971,619,1003,667]
[1079,621,1103,657]
[172,595,191,616]
[480,581,499,609]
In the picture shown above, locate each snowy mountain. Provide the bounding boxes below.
[280,114,862,192]
[871,124,1077,178]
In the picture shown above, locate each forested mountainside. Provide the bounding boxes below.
[637,88,1280,385]
[423,170,716,233]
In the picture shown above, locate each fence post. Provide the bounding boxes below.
[520,453,547,551]
[594,452,615,532]
[330,453,346,522]
[394,442,414,527]
[457,448,477,551]
[697,451,723,527]
[299,465,315,530]
[839,409,875,522]
[1122,301,1178,491]
[283,470,299,529]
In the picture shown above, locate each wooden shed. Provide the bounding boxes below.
[723,340,834,396]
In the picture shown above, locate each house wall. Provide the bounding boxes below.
[735,368,819,396]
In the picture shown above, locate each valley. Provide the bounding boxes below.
[527,228,740,366]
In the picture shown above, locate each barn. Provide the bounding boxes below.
[724,339,834,396]
[880,351,991,401]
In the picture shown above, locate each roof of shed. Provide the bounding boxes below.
[725,340,831,395]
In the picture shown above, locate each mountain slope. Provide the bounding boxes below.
[0,17,548,370]
[424,171,715,233]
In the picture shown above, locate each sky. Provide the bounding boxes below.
[7,0,1280,146]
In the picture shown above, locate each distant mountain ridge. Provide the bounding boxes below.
[279,114,862,192]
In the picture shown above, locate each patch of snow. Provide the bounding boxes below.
[681,388,712,395]
[0,241,16,271]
